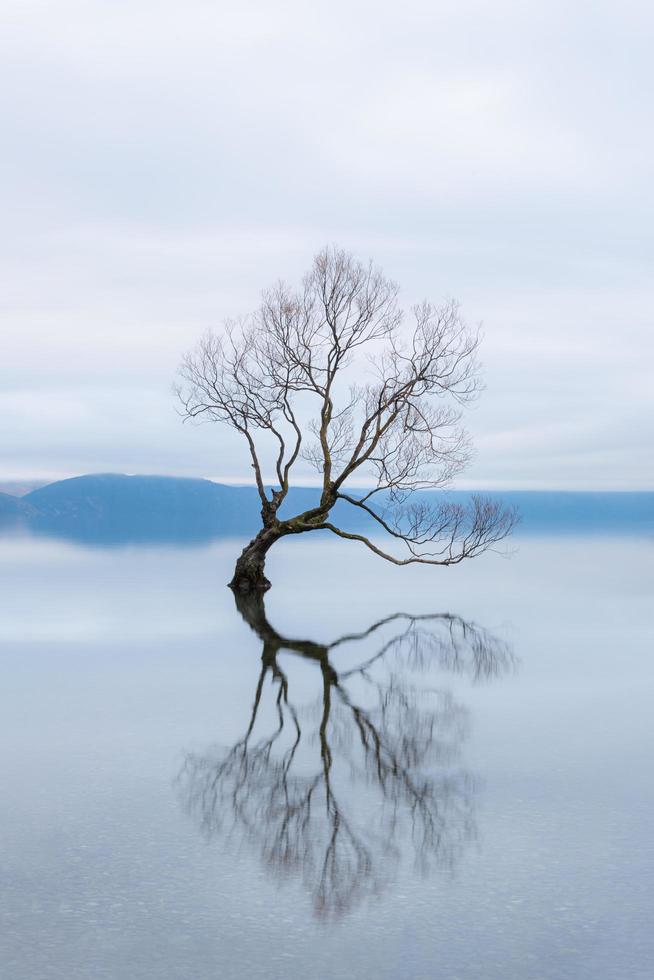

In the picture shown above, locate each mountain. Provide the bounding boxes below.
[0,480,47,496]
[0,473,650,545]
[22,474,329,543]
[24,474,262,543]
[0,491,24,524]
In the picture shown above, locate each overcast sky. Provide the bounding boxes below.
[1,0,652,489]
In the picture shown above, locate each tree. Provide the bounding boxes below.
[177,246,517,591]
[177,592,514,918]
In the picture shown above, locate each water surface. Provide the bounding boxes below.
[0,533,652,979]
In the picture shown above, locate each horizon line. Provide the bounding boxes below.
[2,472,653,495]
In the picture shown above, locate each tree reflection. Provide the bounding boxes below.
[177,594,514,919]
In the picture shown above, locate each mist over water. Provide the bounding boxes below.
[0,533,652,979]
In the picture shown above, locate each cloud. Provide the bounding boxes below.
[1,0,652,487]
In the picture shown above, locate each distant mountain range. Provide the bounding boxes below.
[0,480,44,497]
[0,473,652,545]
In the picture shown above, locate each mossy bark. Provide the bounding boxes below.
[228,527,283,592]
[229,495,334,592]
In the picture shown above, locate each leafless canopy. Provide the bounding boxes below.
[177,246,517,588]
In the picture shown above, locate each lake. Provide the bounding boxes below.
[0,532,652,979]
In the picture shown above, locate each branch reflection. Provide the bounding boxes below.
[177,593,515,919]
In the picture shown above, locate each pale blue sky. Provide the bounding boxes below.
[1,0,652,488]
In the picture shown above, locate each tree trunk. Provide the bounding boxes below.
[228,528,281,593]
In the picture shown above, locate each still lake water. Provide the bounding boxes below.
[0,532,652,979]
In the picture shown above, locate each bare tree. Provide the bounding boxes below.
[177,592,515,919]
[177,246,518,591]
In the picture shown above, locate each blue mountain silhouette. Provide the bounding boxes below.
[0,473,650,545]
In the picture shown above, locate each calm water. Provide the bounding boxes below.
[0,533,652,979]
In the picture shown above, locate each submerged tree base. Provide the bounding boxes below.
[228,532,278,592]
[228,557,272,593]
[228,574,272,593]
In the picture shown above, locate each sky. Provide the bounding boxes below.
[1,0,652,490]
